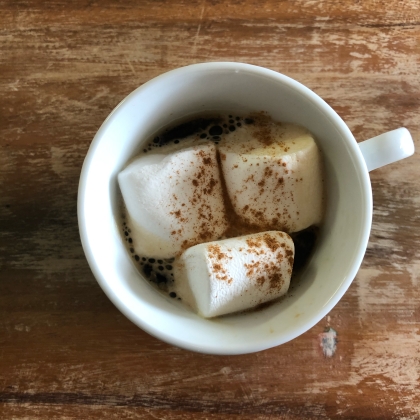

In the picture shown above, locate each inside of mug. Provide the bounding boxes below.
[80,63,371,354]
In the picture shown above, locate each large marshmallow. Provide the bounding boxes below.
[118,143,228,258]
[174,231,294,318]
[219,121,324,233]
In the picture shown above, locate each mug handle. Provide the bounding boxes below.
[358,127,415,172]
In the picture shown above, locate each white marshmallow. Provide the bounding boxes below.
[219,121,324,233]
[174,231,294,318]
[118,143,228,258]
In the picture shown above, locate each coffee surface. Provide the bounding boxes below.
[119,113,323,310]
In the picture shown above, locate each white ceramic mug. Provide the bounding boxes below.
[78,63,414,355]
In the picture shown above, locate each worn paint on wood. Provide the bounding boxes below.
[1,0,419,418]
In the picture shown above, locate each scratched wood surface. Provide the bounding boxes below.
[1,0,419,418]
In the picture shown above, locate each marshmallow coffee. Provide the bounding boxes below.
[118,113,324,317]
[174,232,294,318]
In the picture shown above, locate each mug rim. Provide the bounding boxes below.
[78,62,373,354]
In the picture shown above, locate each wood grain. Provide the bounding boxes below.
[1,0,419,418]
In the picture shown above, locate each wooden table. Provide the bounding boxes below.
[1,1,419,418]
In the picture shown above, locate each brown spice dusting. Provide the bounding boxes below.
[244,260,260,276]
[246,237,263,249]
[213,263,222,271]
[256,276,265,286]
[180,239,196,252]
[262,233,281,252]
[285,248,294,268]
[264,167,273,177]
[208,244,228,261]
[208,244,233,283]
[205,177,217,194]
[198,229,213,241]
[254,210,263,219]
[268,272,284,290]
